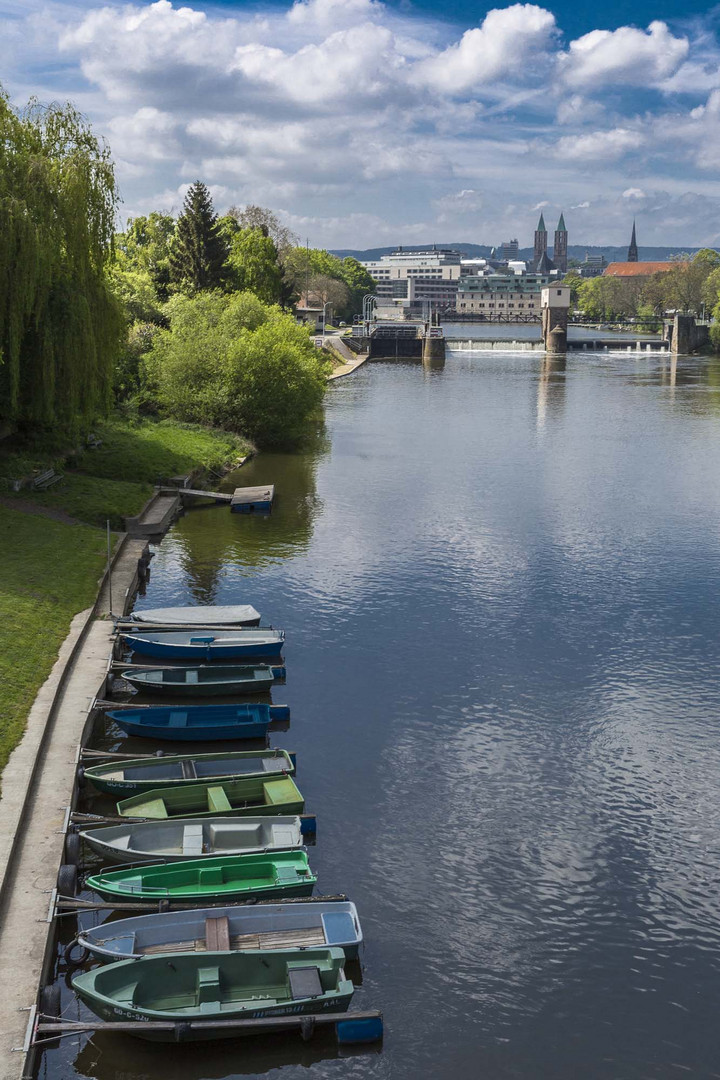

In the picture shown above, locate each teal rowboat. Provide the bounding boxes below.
[117,776,304,819]
[84,749,295,797]
[84,851,316,903]
[72,948,353,1041]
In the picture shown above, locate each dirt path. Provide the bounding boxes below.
[0,495,82,526]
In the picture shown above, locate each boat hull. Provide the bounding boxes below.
[72,948,352,1042]
[117,775,304,820]
[128,605,261,627]
[121,669,277,697]
[78,902,363,961]
[122,633,285,660]
[80,816,305,864]
[85,749,294,796]
[85,851,316,903]
[107,705,274,742]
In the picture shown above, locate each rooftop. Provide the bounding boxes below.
[605,261,675,277]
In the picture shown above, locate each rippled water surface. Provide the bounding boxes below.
[50,350,720,1079]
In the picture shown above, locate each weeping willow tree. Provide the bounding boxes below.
[0,87,123,435]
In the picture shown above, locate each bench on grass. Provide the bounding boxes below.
[33,469,64,490]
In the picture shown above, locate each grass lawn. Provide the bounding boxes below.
[0,507,108,779]
[73,419,251,484]
[3,474,152,529]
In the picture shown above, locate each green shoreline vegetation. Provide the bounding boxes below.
[0,83,374,780]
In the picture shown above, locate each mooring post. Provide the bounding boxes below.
[541,286,570,354]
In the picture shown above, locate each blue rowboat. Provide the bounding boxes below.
[77,901,363,961]
[104,703,288,741]
[120,665,285,698]
[121,629,285,661]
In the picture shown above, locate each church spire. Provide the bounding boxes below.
[553,212,568,272]
[534,212,547,266]
[628,220,638,262]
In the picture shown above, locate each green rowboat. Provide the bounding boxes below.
[72,948,353,1041]
[117,776,304,820]
[84,749,295,797]
[84,851,316,903]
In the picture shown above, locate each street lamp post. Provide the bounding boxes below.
[322,302,332,342]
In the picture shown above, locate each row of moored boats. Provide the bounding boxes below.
[55,604,379,1044]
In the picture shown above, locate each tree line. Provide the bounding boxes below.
[564,250,720,341]
[0,86,375,447]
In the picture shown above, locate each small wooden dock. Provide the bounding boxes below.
[230,485,275,514]
[158,485,275,512]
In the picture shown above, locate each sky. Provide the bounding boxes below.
[2,0,720,249]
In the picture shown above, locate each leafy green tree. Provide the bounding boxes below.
[222,223,285,304]
[168,181,228,294]
[225,205,298,254]
[0,86,123,434]
[116,212,174,301]
[144,291,328,445]
[562,270,583,305]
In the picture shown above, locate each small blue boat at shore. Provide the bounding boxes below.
[104,703,289,741]
[121,629,285,661]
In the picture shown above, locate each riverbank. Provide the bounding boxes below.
[0,417,252,786]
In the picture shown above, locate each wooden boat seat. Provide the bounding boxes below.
[169,711,188,726]
[182,824,204,857]
[186,670,199,684]
[205,916,231,951]
[181,760,197,780]
[196,965,221,1004]
[207,786,232,813]
[288,966,323,1000]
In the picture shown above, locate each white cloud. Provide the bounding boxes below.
[561,21,688,89]
[555,128,642,161]
[623,187,646,199]
[414,4,557,93]
[1,0,718,246]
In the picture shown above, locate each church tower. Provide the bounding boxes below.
[627,221,638,262]
[553,213,568,273]
[534,213,547,266]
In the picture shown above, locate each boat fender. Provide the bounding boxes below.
[63,939,90,968]
[300,1018,315,1042]
[76,765,85,787]
[64,832,81,866]
[155,750,165,757]
[158,898,170,913]
[57,864,77,897]
[173,1022,192,1043]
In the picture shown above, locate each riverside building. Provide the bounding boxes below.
[456,271,554,314]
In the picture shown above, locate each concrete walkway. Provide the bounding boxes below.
[0,535,147,1079]
[324,334,369,381]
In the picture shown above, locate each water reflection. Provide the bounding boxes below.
[536,355,566,431]
[43,348,720,1080]
[148,424,330,601]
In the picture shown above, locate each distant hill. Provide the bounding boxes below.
[331,244,702,263]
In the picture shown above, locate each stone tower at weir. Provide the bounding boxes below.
[628,221,638,262]
[534,213,547,266]
[553,213,568,273]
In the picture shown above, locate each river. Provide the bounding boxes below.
[45,348,720,1079]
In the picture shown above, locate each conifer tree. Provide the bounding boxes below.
[168,181,228,293]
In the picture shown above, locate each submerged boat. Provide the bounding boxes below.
[119,665,285,698]
[121,629,285,660]
[117,775,304,820]
[84,749,295,796]
[80,815,308,864]
[125,605,261,627]
[72,948,352,1041]
[104,702,286,742]
[84,850,316,903]
[78,901,363,961]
